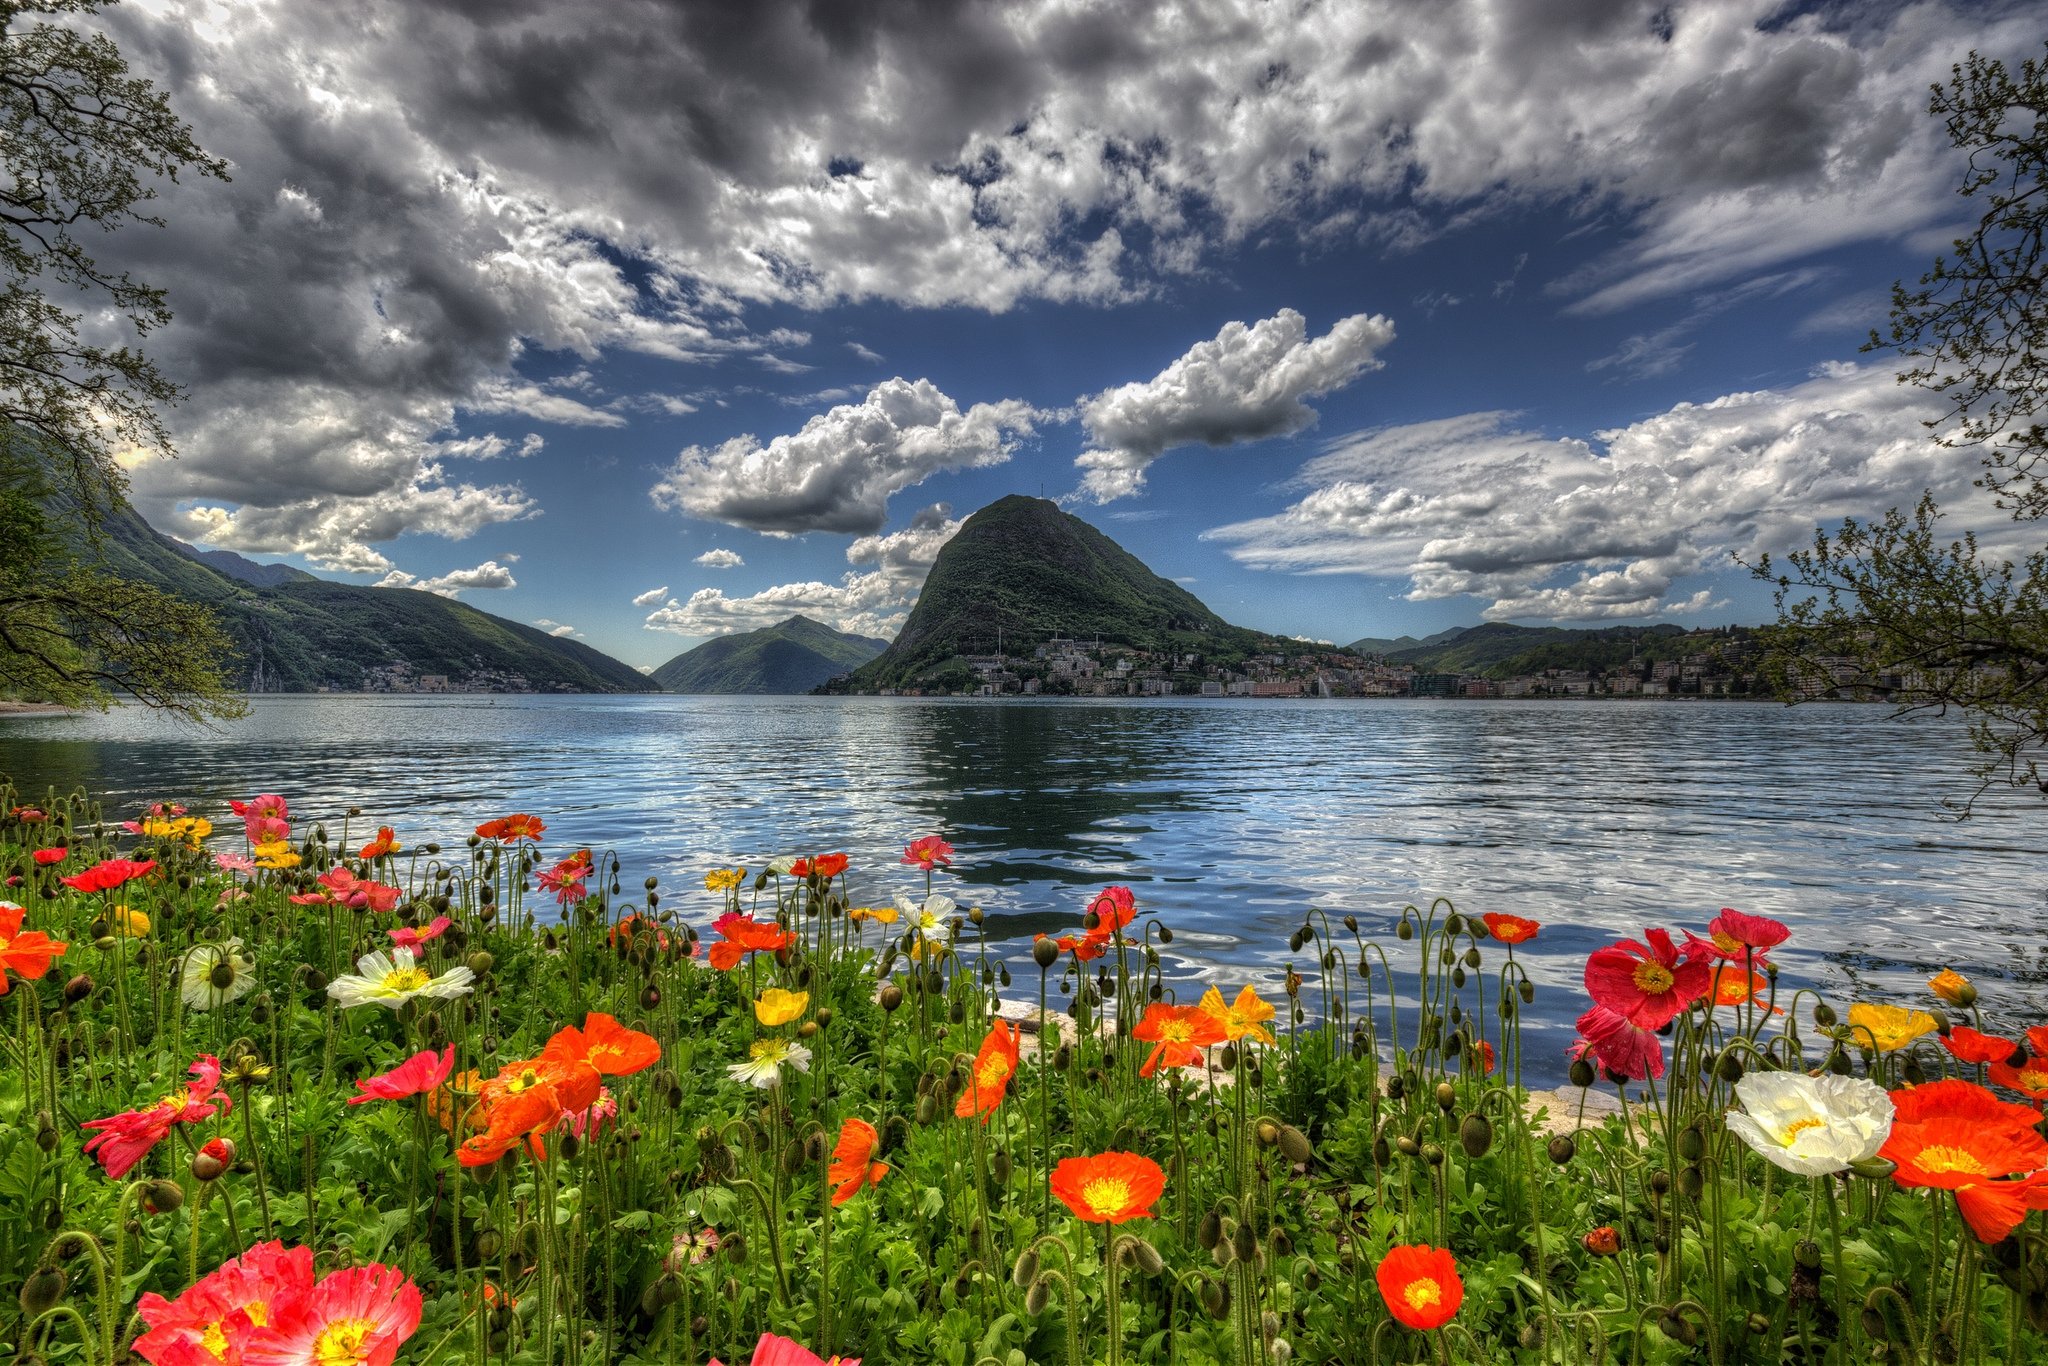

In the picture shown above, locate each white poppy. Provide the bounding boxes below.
[326,947,474,1011]
[726,1037,812,1089]
[179,938,258,1012]
[1726,1071,1894,1176]
[765,856,799,876]
[893,892,956,938]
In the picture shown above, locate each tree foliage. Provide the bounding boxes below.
[0,0,240,716]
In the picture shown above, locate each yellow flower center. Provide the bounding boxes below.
[506,1068,544,1094]
[1632,961,1675,994]
[2020,1070,2048,1092]
[1159,1018,1197,1044]
[311,1317,379,1366]
[1404,1280,1443,1310]
[381,966,432,992]
[1081,1176,1130,1217]
[1712,930,1742,954]
[1782,1117,1825,1143]
[1916,1145,1989,1176]
[976,1055,1013,1088]
[748,1039,786,1062]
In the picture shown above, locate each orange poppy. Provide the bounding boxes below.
[956,1020,1021,1121]
[1990,1054,2048,1103]
[2030,1025,2048,1057]
[1883,1080,2048,1242]
[790,853,849,880]
[1376,1244,1463,1331]
[1942,1026,2019,1066]
[360,826,402,859]
[1480,913,1540,946]
[1891,1077,2042,1129]
[458,1055,605,1166]
[543,1013,662,1077]
[827,1118,889,1206]
[1050,1151,1164,1224]
[474,814,546,843]
[0,903,67,994]
[1131,1003,1225,1078]
[1035,931,1106,963]
[1706,966,1782,1013]
[707,913,790,971]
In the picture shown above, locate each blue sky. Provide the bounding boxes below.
[102,0,2036,668]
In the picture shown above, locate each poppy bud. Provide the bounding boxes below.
[475,1229,503,1260]
[1569,1058,1597,1089]
[20,1266,66,1317]
[1794,1238,1823,1269]
[1232,1222,1258,1265]
[467,952,494,976]
[1435,1082,1457,1111]
[1202,1276,1232,1320]
[1254,1119,1280,1147]
[1385,1075,1405,1100]
[1660,1313,1697,1346]
[1024,1276,1053,1316]
[1422,1143,1445,1166]
[724,1231,748,1263]
[1373,1135,1392,1165]
[1812,1002,1837,1028]
[880,985,904,1013]
[1395,1135,1421,1158]
[1459,1113,1493,1159]
[721,1276,740,1302]
[640,986,661,1010]
[142,1179,185,1214]
[915,1094,937,1125]
[191,1137,235,1182]
[1013,1247,1040,1288]
[64,973,91,1003]
[1583,1225,1620,1256]
[1128,1238,1165,1277]
[559,1133,581,1161]
[1677,1126,1706,1162]
[992,1149,1013,1183]
[1053,1045,1071,1072]
[1548,1134,1576,1166]
[1277,1124,1313,1165]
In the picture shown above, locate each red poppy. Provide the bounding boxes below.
[542,1013,661,1077]
[1131,1003,1226,1078]
[388,916,453,951]
[706,913,790,971]
[1570,1004,1665,1081]
[1943,1026,2020,1066]
[827,1118,889,1206]
[1891,1077,2044,1129]
[1036,931,1107,963]
[2029,1025,2048,1057]
[1990,1054,2048,1103]
[710,1335,860,1366]
[956,1019,1021,1120]
[790,853,848,880]
[1703,908,1790,956]
[458,1053,604,1167]
[11,807,46,822]
[1467,1039,1496,1076]
[349,1047,456,1105]
[474,813,546,843]
[1375,1244,1463,1330]
[0,902,68,995]
[360,825,402,859]
[1582,1227,1620,1256]
[240,1261,422,1366]
[1883,1114,2048,1242]
[134,1240,317,1366]
[538,850,592,905]
[1480,913,1540,945]
[32,847,66,866]
[901,836,953,871]
[1050,1152,1164,1224]
[81,1056,231,1179]
[60,857,157,894]
[1085,886,1136,936]
[1583,928,1710,1028]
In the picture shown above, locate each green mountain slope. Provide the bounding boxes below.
[841,495,1287,691]
[94,506,658,693]
[651,616,887,693]
[1354,622,1748,678]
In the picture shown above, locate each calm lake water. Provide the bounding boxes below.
[4,695,2043,1078]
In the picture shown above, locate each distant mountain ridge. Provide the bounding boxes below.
[1349,621,1748,678]
[841,495,1292,692]
[651,616,887,694]
[96,506,658,693]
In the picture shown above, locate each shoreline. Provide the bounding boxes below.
[0,701,77,718]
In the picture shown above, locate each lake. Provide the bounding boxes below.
[4,694,2043,1078]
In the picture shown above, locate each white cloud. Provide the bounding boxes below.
[1206,362,1989,621]
[1074,310,1395,501]
[645,503,959,639]
[650,378,1042,534]
[433,432,546,461]
[693,548,745,568]
[631,585,671,607]
[533,618,580,637]
[375,559,520,598]
[846,342,884,364]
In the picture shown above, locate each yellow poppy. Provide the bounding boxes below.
[848,906,899,925]
[1927,969,1974,1007]
[753,988,809,1027]
[1846,1002,1936,1053]
[252,840,301,870]
[1199,984,1278,1047]
[109,905,151,938]
[704,868,745,893]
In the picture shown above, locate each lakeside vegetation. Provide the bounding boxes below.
[1,787,2047,1364]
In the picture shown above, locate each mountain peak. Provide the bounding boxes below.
[652,616,887,694]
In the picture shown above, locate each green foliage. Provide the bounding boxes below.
[651,616,887,694]
[845,496,1293,691]
[1367,621,1729,679]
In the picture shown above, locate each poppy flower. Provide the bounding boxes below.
[1583,929,1709,1029]
[789,853,848,879]
[957,1020,1021,1120]
[608,913,671,952]
[1085,886,1136,936]
[1132,1003,1226,1077]
[240,1262,421,1366]
[1198,985,1278,1047]
[895,893,956,940]
[214,852,256,876]
[179,939,258,1012]
[1882,1094,2048,1242]
[60,857,158,894]
[1928,969,1975,1006]
[228,794,290,823]
[134,1240,316,1366]
[707,913,791,971]
[349,1047,456,1106]
[1570,1004,1664,1082]
[901,836,953,871]
[11,807,46,822]
[559,1087,618,1140]
[1582,1227,1620,1256]
[1725,1073,1893,1176]
[251,841,300,871]
[458,1056,605,1165]
[0,902,67,994]
[1706,966,1781,1013]
[2028,1025,2048,1057]
[704,868,745,893]
[109,906,151,938]
[1942,1026,2018,1066]
[359,826,402,860]
[726,1038,812,1090]
[542,1013,662,1076]
[1846,1003,1938,1053]
[81,1055,231,1179]
[1467,1039,1496,1076]
[754,988,809,1027]
[1375,1244,1463,1331]
[474,814,545,843]
[710,1334,860,1366]
[293,867,401,913]
[32,847,66,866]
[1480,913,1540,945]
[828,1118,889,1206]
[538,850,593,905]
[1050,1151,1165,1224]
[1703,908,1790,956]
[1036,931,1106,964]
[1989,1054,2048,1102]
[847,906,899,926]
[326,949,474,1011]
[1891,1077,2045,1130]
[387,917,453,952]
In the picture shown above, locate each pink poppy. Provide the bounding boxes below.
[1584,928,1709,1029]
[215,851,256,875]
[1085,885,1137,935]
[1571,1004,1665,1082]
[901,836,954,870]
[711,1334,860,1366]
[241,1263,421,1366]
[1697,907,1790,958]
[135,1240,316,1366]
[388,916,453,951]
[558,1086,618,1139]
[349,1047,456,1105]
[81,1055,231,1178]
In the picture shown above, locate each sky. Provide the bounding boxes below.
[85,0,2041,668]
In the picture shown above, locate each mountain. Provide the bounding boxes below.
[1345,626,1468,656]
[91,505,658,693]
[651,616,887,694]
[839,495,1288,692]
[1351,621,1744,677]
